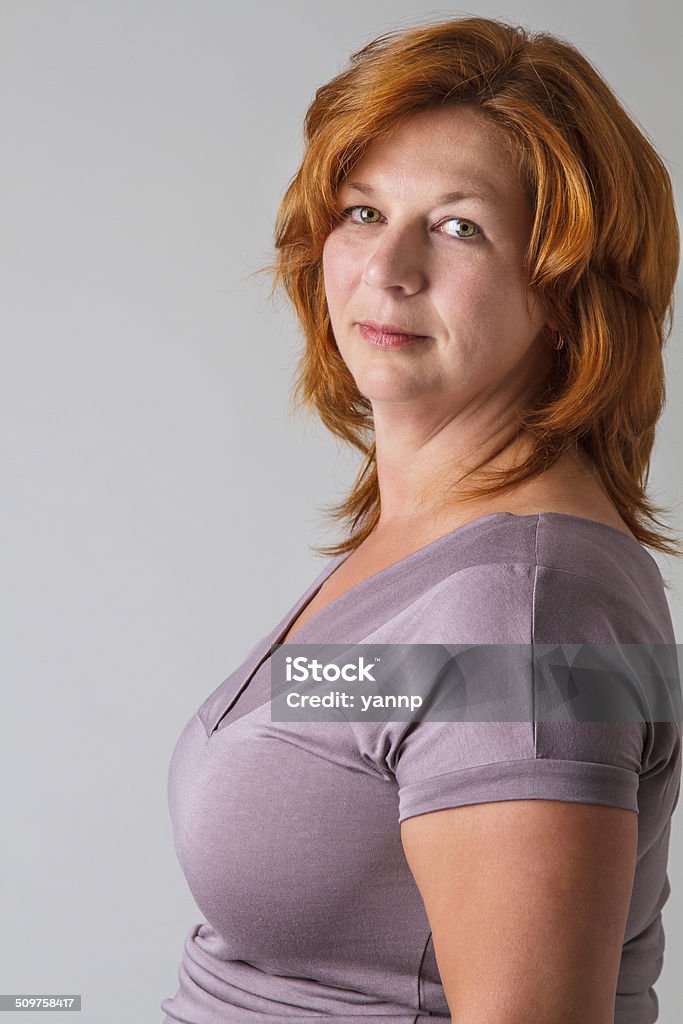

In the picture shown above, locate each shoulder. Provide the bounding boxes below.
[410,513,673,646]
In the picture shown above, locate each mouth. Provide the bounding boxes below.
[357,321,430,349]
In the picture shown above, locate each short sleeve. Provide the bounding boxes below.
[394,717,646,824]
[345,564,661,824]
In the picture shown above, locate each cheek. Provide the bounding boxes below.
[435,270,503,339]
[437,256,533,334]
[322,235,359,309]
[433,264,539,378]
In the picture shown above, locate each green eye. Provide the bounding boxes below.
[441,218,481,239]
[343,206,382,224]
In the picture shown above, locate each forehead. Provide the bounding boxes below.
[340,106,518,204]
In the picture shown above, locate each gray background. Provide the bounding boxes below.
[1,1,681,1021]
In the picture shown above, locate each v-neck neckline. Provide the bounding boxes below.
[274,510,511,646]
[273,510,653,647]
[201,510,655,737]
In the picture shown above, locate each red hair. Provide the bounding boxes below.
[256,15,681,568]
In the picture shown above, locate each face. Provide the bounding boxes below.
[322,105,556,423]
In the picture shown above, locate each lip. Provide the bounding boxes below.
[357,320,429,349]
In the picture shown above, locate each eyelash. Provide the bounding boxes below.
[339,205,483,241]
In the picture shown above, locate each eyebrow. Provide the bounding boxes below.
[340,180,501,207]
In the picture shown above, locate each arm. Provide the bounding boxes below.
[400,798,637,1024]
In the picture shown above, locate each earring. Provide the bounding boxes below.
[554,333,565,350]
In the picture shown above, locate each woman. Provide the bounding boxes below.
[161,16,681,1024]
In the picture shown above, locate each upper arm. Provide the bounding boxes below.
[400,798,638,1024]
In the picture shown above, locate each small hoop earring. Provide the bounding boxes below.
[554,333,565,350]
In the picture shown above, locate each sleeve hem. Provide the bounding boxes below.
[397,756,639,823]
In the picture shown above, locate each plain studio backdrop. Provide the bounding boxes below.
[1,1,681,1021]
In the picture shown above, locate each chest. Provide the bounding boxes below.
[169,702,427,984]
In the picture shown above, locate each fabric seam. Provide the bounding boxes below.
[415,929,431,1018]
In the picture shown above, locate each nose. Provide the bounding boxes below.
[361,224,427,294]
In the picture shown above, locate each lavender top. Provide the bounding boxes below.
[161,512,681,1024]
